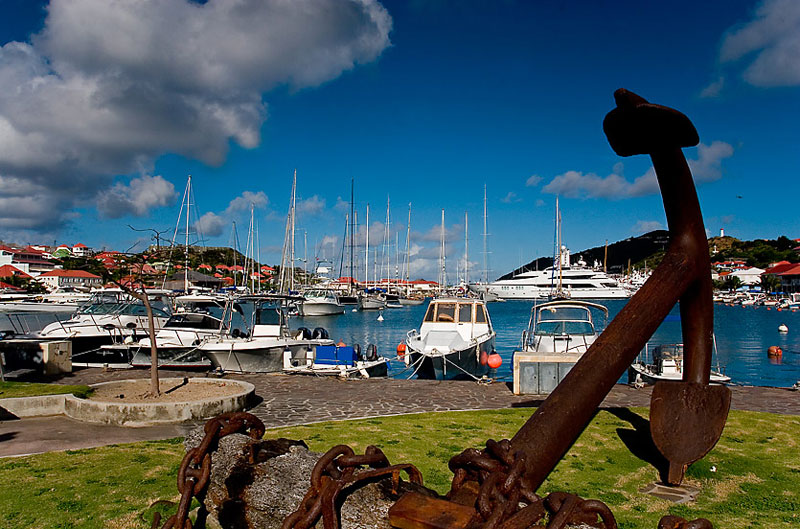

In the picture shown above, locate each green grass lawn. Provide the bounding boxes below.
[0,381,93,399]
[0,408,797,529]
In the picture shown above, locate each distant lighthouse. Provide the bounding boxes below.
[720,228,725,237]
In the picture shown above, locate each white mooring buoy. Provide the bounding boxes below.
[377,312,384,322]
[778,323,789,333]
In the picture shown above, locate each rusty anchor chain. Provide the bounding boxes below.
[282,444,424,529]
[151,411,266,529]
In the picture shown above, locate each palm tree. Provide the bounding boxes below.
[760,274,781,295]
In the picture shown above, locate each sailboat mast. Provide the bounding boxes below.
[349,178,355,291]
[365,204,370,287]
[464,211,469,286]
[384,197,390,292]
[482,185,489,283]
[404,203,411,287]
[184,175,191,292]
[439,209,446,293]
[290,170,296,293]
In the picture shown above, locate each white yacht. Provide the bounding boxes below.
[628,343,731,385]
[469,247,630,300]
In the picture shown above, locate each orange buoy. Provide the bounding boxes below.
[487,353,502,369]
[767,346,783,357]
[337,341,346,347]
[479,350,488,366]
[396,343,406,357]
[778,308,783,312]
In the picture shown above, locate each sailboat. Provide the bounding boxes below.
[359,202,386,311]
[398,203,425,305]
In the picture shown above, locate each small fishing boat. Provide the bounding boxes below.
[0,287,92,314]
[297,289,345,316]
[283,343,388,378]
[403,297,496,380]
[200,296,334,373]
[628,343,731,385]
[358,289,386,311]
[512,300,608,394]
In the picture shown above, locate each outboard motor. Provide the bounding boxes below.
[312,327,329,340]
[366,344,378,361]
[295,327,312,340]
[353,343,363,361]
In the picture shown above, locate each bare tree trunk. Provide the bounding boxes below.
[140,292,160,397]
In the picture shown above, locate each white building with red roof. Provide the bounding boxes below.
[37,269,102,290]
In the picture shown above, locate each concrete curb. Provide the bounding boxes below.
[62,378,255,427]
[0,394,67,418]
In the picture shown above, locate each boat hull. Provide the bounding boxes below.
[408,346,490,380]
[298,302,345,316]
[202,339,333,373]
[627,364,731,385]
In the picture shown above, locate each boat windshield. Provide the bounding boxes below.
[255,305,282,326]
[535,306,594,335]
[165,313,224,330]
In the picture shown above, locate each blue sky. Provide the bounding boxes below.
[0,0,798,281]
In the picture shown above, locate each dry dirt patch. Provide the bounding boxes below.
[87,378,242,403]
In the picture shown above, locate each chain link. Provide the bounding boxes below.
[151,412,265,529]
[282,444,423,529]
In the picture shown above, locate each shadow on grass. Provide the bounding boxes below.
[606,407,669,483]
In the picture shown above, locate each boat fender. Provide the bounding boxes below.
[479,350,489,366]
[337,340,346,347]
[353,343,363,360]
[396,342,406,357]
[312,327,329,340]
[296,327,312,340]
[767,346,783,357]
[487,353,502,369]
[367,344,378,361]
[778,324,789,333]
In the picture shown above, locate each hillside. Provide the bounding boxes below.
[497,232,798,280]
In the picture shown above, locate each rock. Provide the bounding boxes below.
[184,426,427,529]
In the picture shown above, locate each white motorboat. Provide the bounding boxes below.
[297,289,345,316]
[200,297,334,373]
[283,343,388,378]
[404,297,496,380]
[358,290,386,311]
[32,289,173,367]
[513,300,608,394]
[628,343,731,385]
[0,287,92,313]
[99,294,230,368]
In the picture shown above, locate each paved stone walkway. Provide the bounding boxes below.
[1,368,798,457]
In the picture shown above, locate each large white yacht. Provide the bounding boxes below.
[468,246,630,300]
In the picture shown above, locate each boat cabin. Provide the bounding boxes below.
[649,344,683,377]
[522,301,607,354]
[420,298,493,341]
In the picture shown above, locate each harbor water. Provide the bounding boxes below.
[3,300,799,388]
[295,299,800,388]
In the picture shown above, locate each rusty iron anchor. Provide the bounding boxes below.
[386,89,730,529]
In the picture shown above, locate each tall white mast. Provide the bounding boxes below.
[439,209,446,293]
[365,203,370,287]
[464,211,469,286]
[184,175,191,292]
[482,184,489,283]
[290,169,296,292]
[404,203,411,288]
[383,196,390,292]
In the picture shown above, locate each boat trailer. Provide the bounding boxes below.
[153,90,730,529]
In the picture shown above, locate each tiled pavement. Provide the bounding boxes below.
[1,368,797,456]
[57,369,800,428]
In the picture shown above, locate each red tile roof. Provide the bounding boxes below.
[39,269,101,279]
[0,264,33,279]
[777,264,800,276]
[764,262,797,275]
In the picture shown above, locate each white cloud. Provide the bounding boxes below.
[542,142,733,199]
[297,195,326,216]
[700,76,725,98]
[719,0,800,87]
[501,191,521,204]
[96,174,176,218]
[225,191,269,214]
[632,220,664,234]
[195,212,226,238]
[0,0,392,233]
[525,174,542,187]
